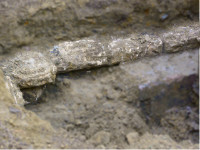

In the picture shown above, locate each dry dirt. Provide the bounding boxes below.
[25,50,199,149]
[0,0,199,149]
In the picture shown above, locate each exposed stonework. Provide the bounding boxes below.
[2,51,57,88]
[107,34,162,64]
[1,24,199,104]
[49,34,163,73]
[120,49,198,89]
[1,51,56,104]
[162,24,200,53]
[0,0,199,148]
[49,39,108,72]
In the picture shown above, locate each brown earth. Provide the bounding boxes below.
[0,0,199,149]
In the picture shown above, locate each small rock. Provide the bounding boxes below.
[102,88,116,100]
[160,14,169,21]
[47,144,51,148]
[85,123,99,138]
[64,124,74,131]
[96,144,106,149]
[3,51,57,88]
[75,119,83,126]
[96,93,103,100]
[90,131,111,146]
[162,24,200,52]
[60,144,66,149]
[126,131,139,145]
[63,78,71,87]
[106,91,115,100]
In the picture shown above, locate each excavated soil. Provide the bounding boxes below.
[0,0,199,149]
[25,52,199,148]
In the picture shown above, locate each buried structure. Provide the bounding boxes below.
[0,0,199,149]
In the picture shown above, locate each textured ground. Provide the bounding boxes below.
[24,50,199,148]
[0,0,199,149]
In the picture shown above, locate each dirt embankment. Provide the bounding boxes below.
[0,0,198,54]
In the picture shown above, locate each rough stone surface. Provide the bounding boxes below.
[107,34,162,64]
[138,74,198,126]
[126,131,139,145]
[162,24,200,52]
[49,39,108,72]
[120,50,198,129]
[1,51,56,104]
[2,51,57,88]
[1,24,198,99]
[48,23,199,73]
[1,25,199,104]
[0,0,199,148]
[49,34,163,72]
[120,49,198,89]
